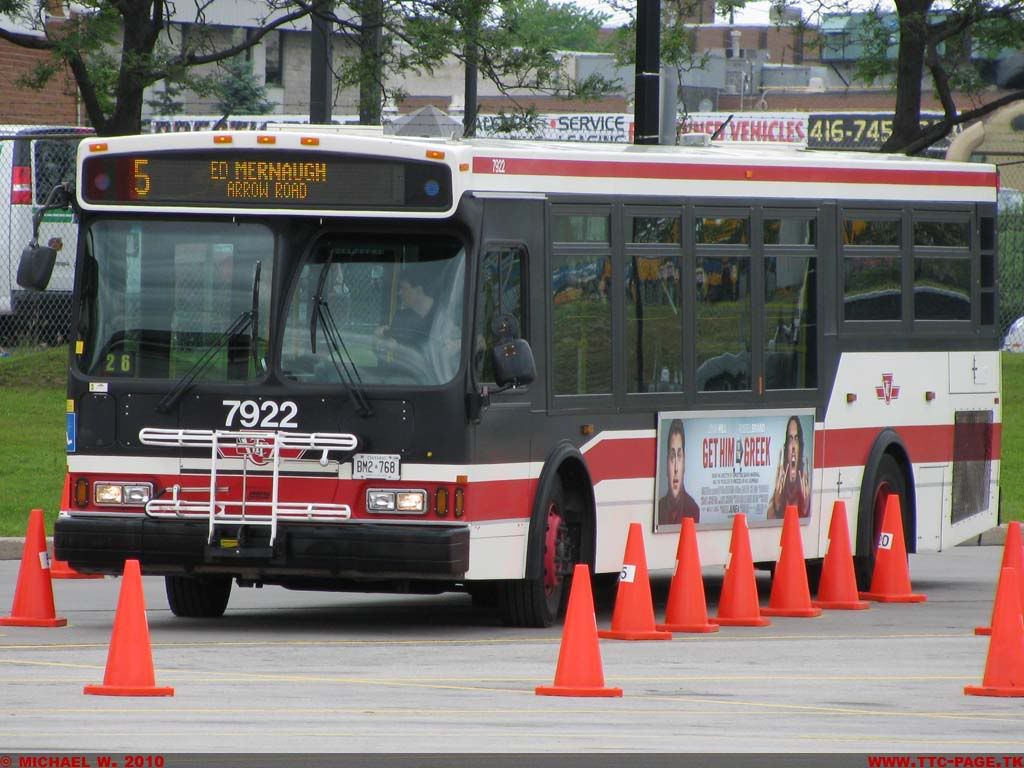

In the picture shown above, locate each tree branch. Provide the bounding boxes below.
[901,90,1024,155]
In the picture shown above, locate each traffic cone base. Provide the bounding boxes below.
[51,559,104,580]
[535,683,623,697]
[84,559,174,698]
[536,564,622,698]
[762,605,822,618]
[656,621,718,633]
[711,616,771,627]
[859,590,926,603]
[601,522,672,641]
[0,615,67,628]
[3,509,67,628]
[814,597,870,611]
[83,683,174,697]
[598,627,672,640]
[659,518,718,634]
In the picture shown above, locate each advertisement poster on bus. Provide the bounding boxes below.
[653,410,814,533]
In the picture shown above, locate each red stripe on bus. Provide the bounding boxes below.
[814,423,1001,468]
[582,437,658,482]
[472,156,998,189]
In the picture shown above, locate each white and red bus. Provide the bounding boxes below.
[33,127,999,626]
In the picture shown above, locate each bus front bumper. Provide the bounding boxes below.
[53,515,470,580]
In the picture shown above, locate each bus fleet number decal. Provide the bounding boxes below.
[223,399,299,429]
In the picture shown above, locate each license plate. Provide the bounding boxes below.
[352,453,401,480]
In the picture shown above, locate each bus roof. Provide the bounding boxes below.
[77,128,999,217]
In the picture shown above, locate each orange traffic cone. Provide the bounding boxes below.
[599,522,671,640]
[0,509,67,627]
[762,505,821,618]
[536,564,622,697]
[84,560,174,697]
[657,518,718,633]
[859,495,926,603]
[976,521,1024,636]
[814,500,869,610]
[965,566,1024,697]
[714,514,770,627]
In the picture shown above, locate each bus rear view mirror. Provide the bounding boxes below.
[17,242,58,290]
[492,338,536,389]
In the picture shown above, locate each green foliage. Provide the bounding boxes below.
[499,0,607,52]
[146,79,185,116]
[212,58,275,115]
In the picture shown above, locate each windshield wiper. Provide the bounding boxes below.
[310,259,373,417]
[157,262,262,414]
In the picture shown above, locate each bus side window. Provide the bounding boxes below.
[475,245,525,382]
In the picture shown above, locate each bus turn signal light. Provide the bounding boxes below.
[74,478,90,507]
[454,488,465,518]
[435,487,449,517]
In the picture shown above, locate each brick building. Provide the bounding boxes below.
[0,14,80,126]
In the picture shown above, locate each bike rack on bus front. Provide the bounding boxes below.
[138,428,359,546]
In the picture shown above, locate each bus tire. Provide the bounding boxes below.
[165,574,232,618]
[496,479,574,628]
[854,453,907,591]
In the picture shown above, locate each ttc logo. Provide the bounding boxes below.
[875,373,901,404]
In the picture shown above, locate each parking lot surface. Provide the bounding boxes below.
[0,545,1020,754]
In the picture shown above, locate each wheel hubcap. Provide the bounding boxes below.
[543,503,571,594]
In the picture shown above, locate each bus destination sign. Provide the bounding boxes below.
[82,150,453,211]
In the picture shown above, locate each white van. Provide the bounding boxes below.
[1,125,92,344]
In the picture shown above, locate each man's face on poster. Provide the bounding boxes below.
[785,419,801,484]
[668,432,684,499]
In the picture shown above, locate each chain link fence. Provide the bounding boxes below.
[1,129,88,352]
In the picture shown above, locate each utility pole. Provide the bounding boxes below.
[310,0,334,124]
[463,1,484,137]
[634,0,661,145]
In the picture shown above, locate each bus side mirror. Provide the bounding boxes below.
[492,338,536,389]
[17,242,57,290]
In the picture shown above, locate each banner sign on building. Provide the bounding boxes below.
[679,113,809,144]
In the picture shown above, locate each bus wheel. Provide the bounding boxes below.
[854,453,906,591]
[165,574,232,618]
[497,480,575,628]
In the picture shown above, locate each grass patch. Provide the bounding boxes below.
[1001,352,1024,523]
[0,390,65,535]
[0,346,69,389]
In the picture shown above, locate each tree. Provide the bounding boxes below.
[0,0,619,135]
[772,0,1024,154]
[0,1,314,135]
[327,0,618,129]
[213,58,275,115]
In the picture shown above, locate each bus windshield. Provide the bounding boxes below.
[78,218,273,380]
[280,234,464,387]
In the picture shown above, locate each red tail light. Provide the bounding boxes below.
[11,165,31,204]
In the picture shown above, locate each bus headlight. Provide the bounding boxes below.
[94,482,153,506]
[366,489,427,514]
